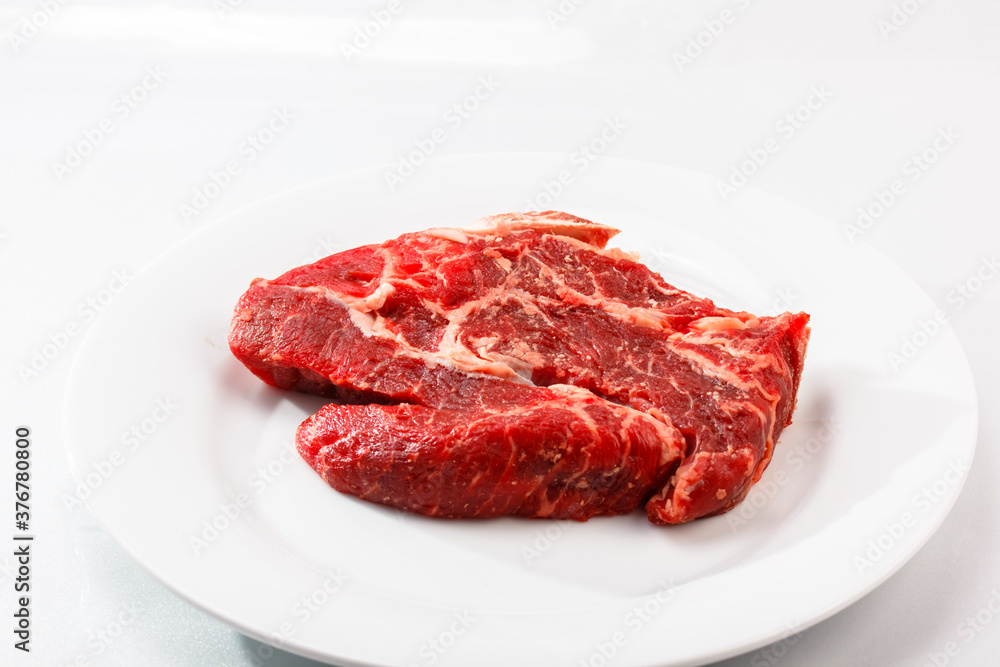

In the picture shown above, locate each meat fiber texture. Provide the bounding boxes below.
[229,211,810,524]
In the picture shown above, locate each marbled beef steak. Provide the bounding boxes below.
[229,211,810,524]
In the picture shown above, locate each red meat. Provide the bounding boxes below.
[229,211,810,524]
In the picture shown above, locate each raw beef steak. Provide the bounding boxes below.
[229,211,810,524]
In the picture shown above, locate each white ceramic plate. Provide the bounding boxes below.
[65,154,977,667]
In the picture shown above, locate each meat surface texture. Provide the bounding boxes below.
[229,211,811,524]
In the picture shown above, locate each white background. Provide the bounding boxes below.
[1,1,998,665]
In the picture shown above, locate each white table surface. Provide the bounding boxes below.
[2,1,998,665]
